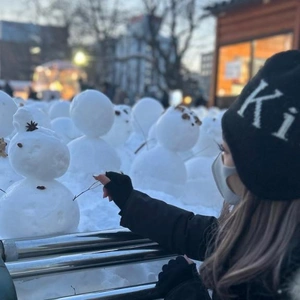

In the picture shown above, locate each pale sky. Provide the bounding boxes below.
[0,0,217,72]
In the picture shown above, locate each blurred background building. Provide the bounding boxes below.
[0,21,69,81]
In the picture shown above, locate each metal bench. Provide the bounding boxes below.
[1,230,174,299]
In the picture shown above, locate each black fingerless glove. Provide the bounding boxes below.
[104,172,133,210]
[155,256,202,298]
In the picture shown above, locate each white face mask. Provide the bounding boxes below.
[212,152,241,205]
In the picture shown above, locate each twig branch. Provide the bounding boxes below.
[73,181,103,201]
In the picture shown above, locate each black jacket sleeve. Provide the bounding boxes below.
[119,190,218,261]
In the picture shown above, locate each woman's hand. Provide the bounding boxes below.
[93,174,112,200]
[155,256,211,299]
[93,172,133,210]
[156,256,198,297]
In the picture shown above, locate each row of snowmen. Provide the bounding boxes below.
[0,89,225,239]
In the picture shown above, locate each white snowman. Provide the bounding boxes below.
[67,90,121,178]
[51,117,82,144]
[0,110,80,239]
[102,105,133,174]
[184,115,223,213]
[0,91,22,190]
[126,97,164,153]
[130,105,200,198]
[48,100,71,119]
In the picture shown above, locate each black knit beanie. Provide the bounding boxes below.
[222,50,300,201]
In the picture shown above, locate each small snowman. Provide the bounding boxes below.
[102,105,133,174]
[0,91,22,190]
[67,90,121,178]
[130,105,200,198]
[102,105,132,148]
[0,112,80,239]
[126,98,164,153]
[48,100,71,120]
[51,117,82,144]
[184,116,223,213]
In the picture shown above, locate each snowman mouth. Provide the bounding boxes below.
[36,186,46,190]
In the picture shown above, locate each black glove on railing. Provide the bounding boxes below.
[104,172,133,210]
[155,256,208,299]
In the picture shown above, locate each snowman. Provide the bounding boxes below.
[48,100,71,119]
[51,117,82,144]
[130,105,200,198]
[67,90,121,179]
[183,115,223,213]
[0,91,22,190]
[0,110,80,239]
[126,97,164,153]
[102,105,133,173]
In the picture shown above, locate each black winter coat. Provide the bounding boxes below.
[119,190,300,300]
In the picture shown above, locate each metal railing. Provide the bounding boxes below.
[0,229,152,261]
[1,230,173,300]
[50,283,160,300]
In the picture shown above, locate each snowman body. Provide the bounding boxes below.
[102,105,133,174]
[68,136,120,174]
[0,91,22,190]
[0,178,77,238]
[130,106,200,198]
[49,100,70,119]
[68,90,121,176]
[184,116,223,211]
[0,119,80,239]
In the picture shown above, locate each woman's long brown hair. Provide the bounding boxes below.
[200,190,300,299]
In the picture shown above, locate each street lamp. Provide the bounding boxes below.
[73,51,88,66]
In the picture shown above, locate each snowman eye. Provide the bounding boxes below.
[115,110,121,116]
[175,105,185,112]
[182,113,190,120]
[17,143,23,148]
[36,186,46,190]
[194,116,202,126]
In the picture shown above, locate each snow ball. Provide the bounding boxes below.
[70,90,114,138]
[156,105,200,152]
[131,97,164,137]
[49,100,71,119]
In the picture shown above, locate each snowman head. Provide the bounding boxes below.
[13,106,52,132]
[9,119,70,180]
[131,98,164,137]
[102,105,132,147]
[0,91,18,138]
[49,100,70,119]
[156,105,201,152]
[70,89,114,138]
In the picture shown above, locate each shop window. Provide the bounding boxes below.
[217,42,251,97]
[252,33,293,76]
[217,33,293,97]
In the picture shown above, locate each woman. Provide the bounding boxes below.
[94,50,300,300]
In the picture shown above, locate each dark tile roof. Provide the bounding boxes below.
[205,0,262,15]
